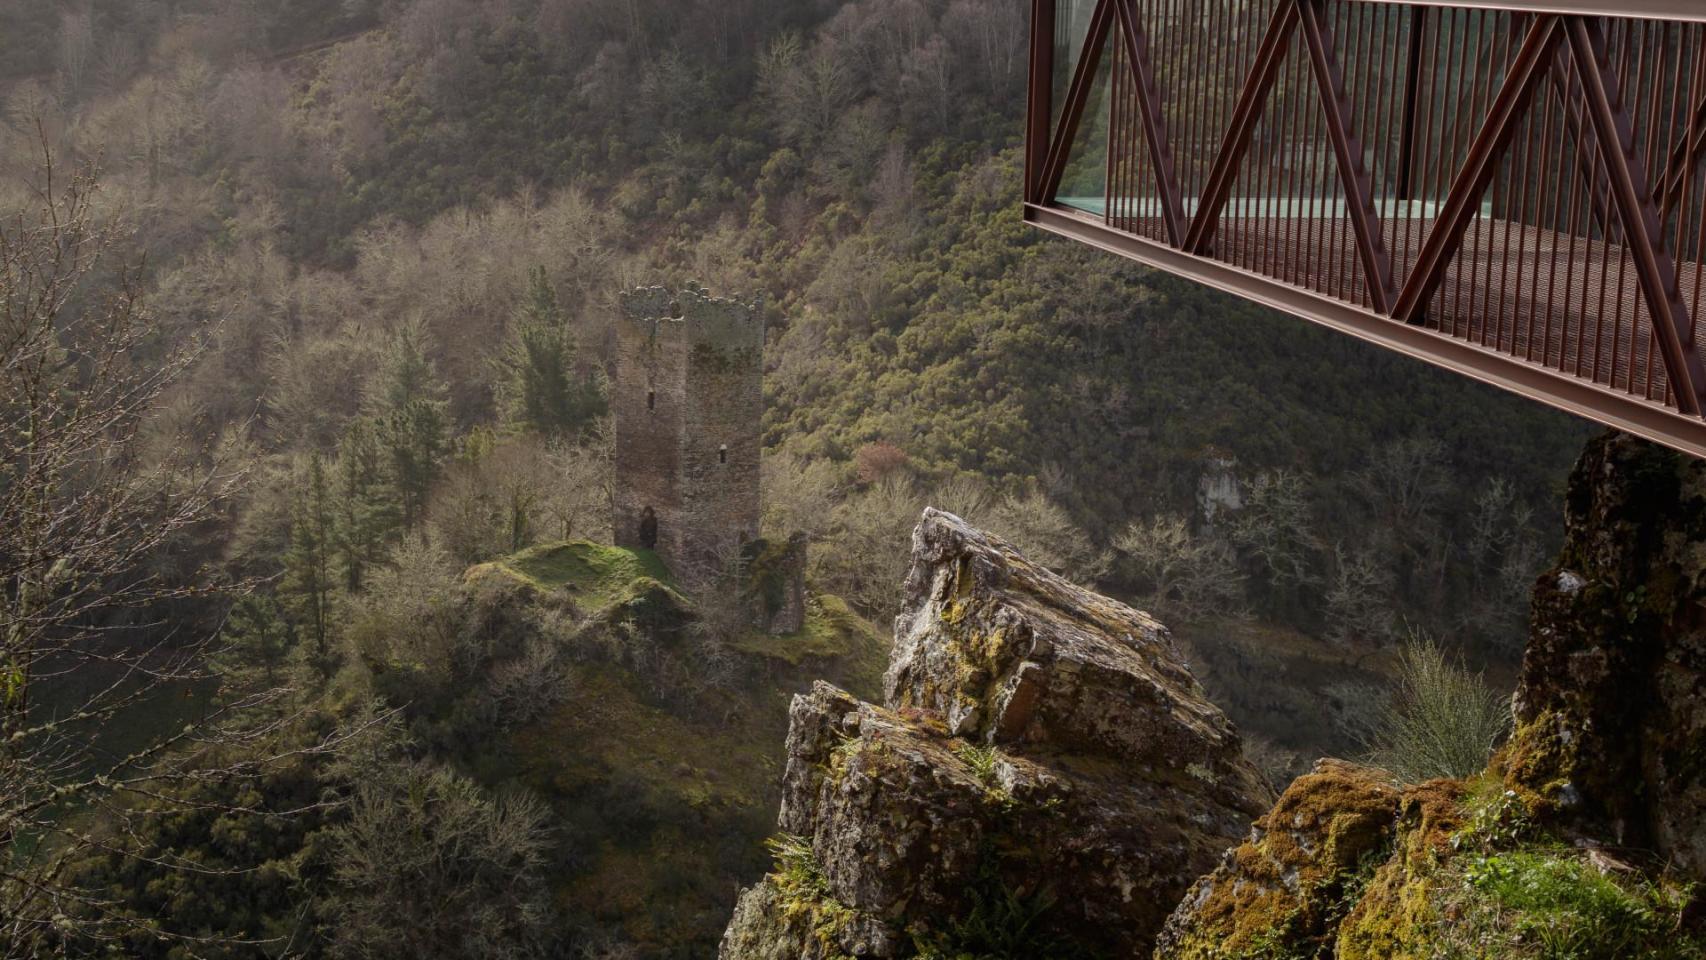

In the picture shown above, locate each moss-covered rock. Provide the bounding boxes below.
[723,511,1274,959]
[1158,432,1706,960]
[1154,759,1401,960]
[1497,431,1706,874]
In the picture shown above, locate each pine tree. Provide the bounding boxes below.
[283,455,337,675]
[336,418,401,592]
[498,266,605,437]
[219,594,293,684]
[371,322,450,528]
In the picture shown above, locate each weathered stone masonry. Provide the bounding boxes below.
[613,283,764,583]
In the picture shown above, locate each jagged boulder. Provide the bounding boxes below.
[888,510,1272,806]
[720,510,1273,958]
[1497,431,1706,874]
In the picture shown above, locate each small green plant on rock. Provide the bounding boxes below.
[1365,632,1512,783]
[910,859,1103,960]
[767,834,858,956]
[1460,850,1702,960]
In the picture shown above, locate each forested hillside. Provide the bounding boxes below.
[1,0,1593,956]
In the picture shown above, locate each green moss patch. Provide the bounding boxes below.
[467,540,676,614]
[730,593,886,671]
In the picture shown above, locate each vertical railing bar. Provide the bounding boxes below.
[1480,13,1506,345]
[1688,28,1706,332]
[1484,13,1514,342]
[1380,6,1404,271]
[1201,0,1219,198]
[1414,8,1438,302]
[1614,21,1639,393]
[1499,86,1526,354]
[1569,15,1706,414]
[1528,68,1555,361]
[1114,0,1129,229]
[1566,51,1591,377]
[1541,79,1564,365]
[1354,1,1376,306]
[1423,7,1447,304]
[1261,51,1284,279]
[1284,9,1307,289]
[1664,23,1686,231]
[1187,0,1206,200]
[1365,0,1386,306]
[1450,12,1477,337]
[1639,22,1663,396]
[1107,33,1120,225]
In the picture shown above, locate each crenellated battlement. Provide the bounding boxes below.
[617,281,764,359]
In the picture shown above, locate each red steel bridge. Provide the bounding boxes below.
[1024,0,1706,456]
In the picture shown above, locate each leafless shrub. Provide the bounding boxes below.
[0,142,347,956]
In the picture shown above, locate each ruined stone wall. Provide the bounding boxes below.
[612,303,688,569]
[613,283,763,581]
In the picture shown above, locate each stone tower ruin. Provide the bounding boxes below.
[613,282,764,583]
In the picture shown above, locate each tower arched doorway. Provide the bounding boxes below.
[638,506,659,550]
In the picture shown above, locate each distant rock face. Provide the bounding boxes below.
[1499,431,1706,874]
[720,510,1273,958]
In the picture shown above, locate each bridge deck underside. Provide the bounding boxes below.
[1029,202,1706,453]
[1108,212,1690,404]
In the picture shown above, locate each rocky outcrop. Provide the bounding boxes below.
[1497,431,1706,874]
[720,510,1273,958]
[1154,431,1706,957]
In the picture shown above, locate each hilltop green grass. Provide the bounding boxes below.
[468,541,676,613]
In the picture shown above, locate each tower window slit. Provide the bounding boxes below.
[647,390,656,411]
[719,444,728,464]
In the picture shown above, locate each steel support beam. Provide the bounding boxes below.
[1298,0,1399,312]
[1184,0,1300,254]
[1025,0,1057,204]
[1112,0,1188,246]
[1393,15,1563,322]
[1567,15,1706,414]
[1039,0,1115,205]
[1653,85,1706,216]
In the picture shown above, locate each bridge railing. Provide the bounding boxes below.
[1027,0,1706,453]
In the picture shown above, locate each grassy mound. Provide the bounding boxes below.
[467,541,676,613]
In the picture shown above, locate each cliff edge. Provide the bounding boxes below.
[719,509,1273,958]
[1158,432,1706,959]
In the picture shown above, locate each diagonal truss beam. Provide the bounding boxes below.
[1653,83,1706,216]
[1184,0,1300,254]
[1393,15,1563,323]
[1567,16,1706,414]
[1112,0,1188,246]
[1039,0,1116,206]
[1298,0,1399,313]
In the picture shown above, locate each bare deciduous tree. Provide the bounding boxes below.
[1114,515,1245,625]
[0,146,331,956]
